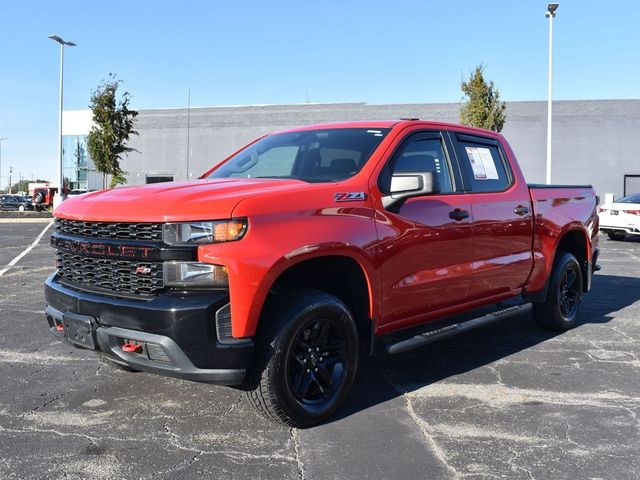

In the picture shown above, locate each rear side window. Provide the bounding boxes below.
[455,135,511,192]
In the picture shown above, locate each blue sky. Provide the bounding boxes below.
[0,0,638,183]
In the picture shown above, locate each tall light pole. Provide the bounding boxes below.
[0,137,6,193]
[545,3,558,185]
[48,35,76,209]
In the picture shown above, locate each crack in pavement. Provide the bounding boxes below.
[138,450,203,480]
[404,395,460,478]
[28,390,72,414]
[290,428,305,480]
[406,382,640,409]
[0,348,94,365]
[220,394,243,419]
[506,446,536,480]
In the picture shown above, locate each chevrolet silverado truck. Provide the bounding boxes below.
[44,120,599,427]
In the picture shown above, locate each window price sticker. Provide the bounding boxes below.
[465,146,499,180]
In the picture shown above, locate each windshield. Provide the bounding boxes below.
[617,193,640,204]
[208,128,390,182]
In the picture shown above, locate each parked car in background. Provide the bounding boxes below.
[32,187,58,211]
[0,194,34,212]
[599,193,640,240]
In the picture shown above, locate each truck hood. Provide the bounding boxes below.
[54,178,306,222]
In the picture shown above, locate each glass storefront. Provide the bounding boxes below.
[62,135,89,191]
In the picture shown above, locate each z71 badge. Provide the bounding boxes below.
[334,192,366,202]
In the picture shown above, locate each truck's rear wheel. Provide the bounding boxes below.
[532,252,583,331]
[245,289,359,428]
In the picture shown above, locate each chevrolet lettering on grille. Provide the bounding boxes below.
[50,235,155,260]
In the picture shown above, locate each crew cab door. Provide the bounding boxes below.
[374,131,474,330]
[448,132,534,300]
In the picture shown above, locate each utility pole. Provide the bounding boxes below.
[48,35,76,208]
[545,3,559,185]
[9,166,13,194]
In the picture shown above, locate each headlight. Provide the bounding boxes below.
[163,219,247,245]
[164,262,228,288]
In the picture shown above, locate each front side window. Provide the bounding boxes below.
[209,128,389,183]
[379,135,455,193]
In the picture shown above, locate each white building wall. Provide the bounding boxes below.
[65,100,640,199]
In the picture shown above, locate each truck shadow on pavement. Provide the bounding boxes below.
[329,272,640,424]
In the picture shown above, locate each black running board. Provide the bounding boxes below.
[385,303,532,355]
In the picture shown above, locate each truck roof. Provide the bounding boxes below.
[277,120,501,137]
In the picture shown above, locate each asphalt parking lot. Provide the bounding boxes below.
[0,220,638,479]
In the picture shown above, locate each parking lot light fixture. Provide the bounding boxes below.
[545,3,559,185]
[48,35,76,209]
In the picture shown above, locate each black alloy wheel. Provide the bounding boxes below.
[245,289,359,428]
[533,252,583,331]
[286,317,347,410]
[557,268,580,320]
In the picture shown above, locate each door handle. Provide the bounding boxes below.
[449,209,470,221]
[513,205,529,215]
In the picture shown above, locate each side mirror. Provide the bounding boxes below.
[382,171,439,212]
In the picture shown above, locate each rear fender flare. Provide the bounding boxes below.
[524,224,591,302]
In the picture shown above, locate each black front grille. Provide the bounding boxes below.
[55,218,163,241]
[56,251,164,296]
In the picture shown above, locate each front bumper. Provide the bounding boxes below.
[44,273,253,385]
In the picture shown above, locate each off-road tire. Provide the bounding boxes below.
[533,252,583,331]
[244,289,359,428]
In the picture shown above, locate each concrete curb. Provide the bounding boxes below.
[0,218,54,223]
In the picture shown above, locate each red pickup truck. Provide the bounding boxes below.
[45,120,599,427]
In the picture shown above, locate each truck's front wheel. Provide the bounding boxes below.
[245,289,359,428]
[532,252,583,331]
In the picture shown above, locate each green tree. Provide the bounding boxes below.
[460,65,506,132]
[12,179,49,194]
[87,75,139,188]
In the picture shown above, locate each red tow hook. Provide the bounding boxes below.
[55,324,64,332]
[122,342,143,353]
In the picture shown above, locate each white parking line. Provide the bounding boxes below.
[0,221,53,278]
